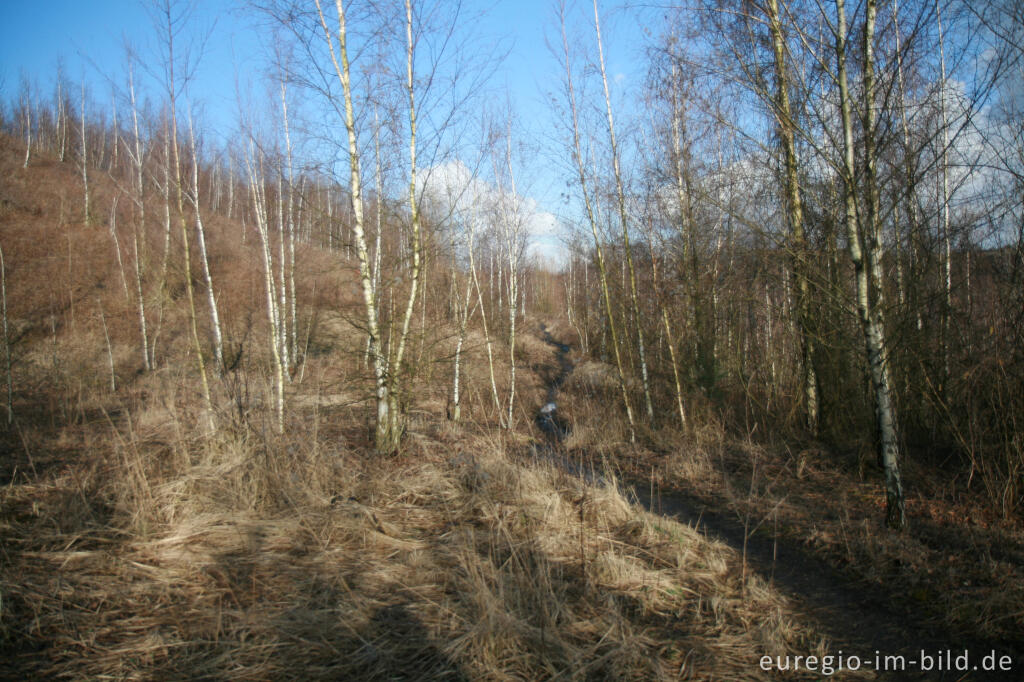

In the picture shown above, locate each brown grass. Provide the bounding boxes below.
[558,363,1024,649]
[0,137,827,680]
[1,397,827,680]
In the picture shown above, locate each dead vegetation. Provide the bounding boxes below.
[557,366,1024,654]
[0,136,833,680]
[1,388,826,680]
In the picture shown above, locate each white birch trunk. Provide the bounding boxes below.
[57,77,67,163]
[107,195,131,299]
[276,174,291,376]
[280,81,298,372]
[22,94,32,168]
[128,66,151,371]
[468,217,502,417]
[99,301,116,392]
[79,84,90,223]
[246,149,286,433]
[381,0,426,448]
[187,113,225,374]
[316,0,393,451]
[836,0,905,529]
[451,228,476,422]
[593,0,654,423]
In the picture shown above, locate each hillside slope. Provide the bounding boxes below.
[0,135,832,680]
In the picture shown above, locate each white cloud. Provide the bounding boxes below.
[421,159,567,264]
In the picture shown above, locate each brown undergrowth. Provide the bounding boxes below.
[555,340,1024,654]
[0,386,825,680]
[1,140,828,680]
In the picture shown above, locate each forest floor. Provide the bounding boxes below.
[0,307,827,678]
[537,323,1024,680]
[2,313,1022,679]
[2,136,1021,678]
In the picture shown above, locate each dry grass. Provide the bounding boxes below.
[559,365,1024,648]
[1,398,825,680]
[0,139,827,680]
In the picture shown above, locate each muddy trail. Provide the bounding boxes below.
[532,325,1022,680]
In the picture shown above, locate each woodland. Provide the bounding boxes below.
[1,0,1023,679]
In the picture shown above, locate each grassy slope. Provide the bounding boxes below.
[0,137,831,680]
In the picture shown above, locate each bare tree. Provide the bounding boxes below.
[592,0,654,423]
[19,77,33,168]
[469,213,503,417]
[78,82,91,223]
[763,0,820,433]
[187,111,225,374]
[835,0,905,528]
[314,0,397,452]
[126,62,152,371]
[153,0,215,429]
[492,119,526,429]
[245,143,287,433]
[557,0,636,441]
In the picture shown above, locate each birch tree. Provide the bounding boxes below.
[764,0,819,434]
[494,122,525,429]
[386,0,425,447]
[245,145,286,433]
[448,206,478,423]
[558,0,636,441]
[126,64,152,371]
[313,0,398,453]
[19,78,33,168]
[78,82,91,223]
[280,79,299,370]
[187,111,225,373]
[592,0,655,423]
[469,213,503,417]
[835,0,905,529]
[154,0,214,429]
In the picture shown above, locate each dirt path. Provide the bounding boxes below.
[534,325,1021,681]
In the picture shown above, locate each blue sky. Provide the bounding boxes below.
[1,0,261,139]
[0,0,651,264]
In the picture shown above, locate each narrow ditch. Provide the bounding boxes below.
[532,324,1021,680]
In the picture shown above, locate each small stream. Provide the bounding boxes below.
[534,327,573,442]
[533,325,603,486]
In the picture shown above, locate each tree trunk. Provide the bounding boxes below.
[163,5,215,432]
[469,217,502,418]
[246,152,285,434]
[836,0,905,529]
[593,0,654,424]
[79,84,90,224]
[188,113,225,375]
[559,3,636,441]
[128,66,151,372]
[766,0,819,434]
[316,0,396,453]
